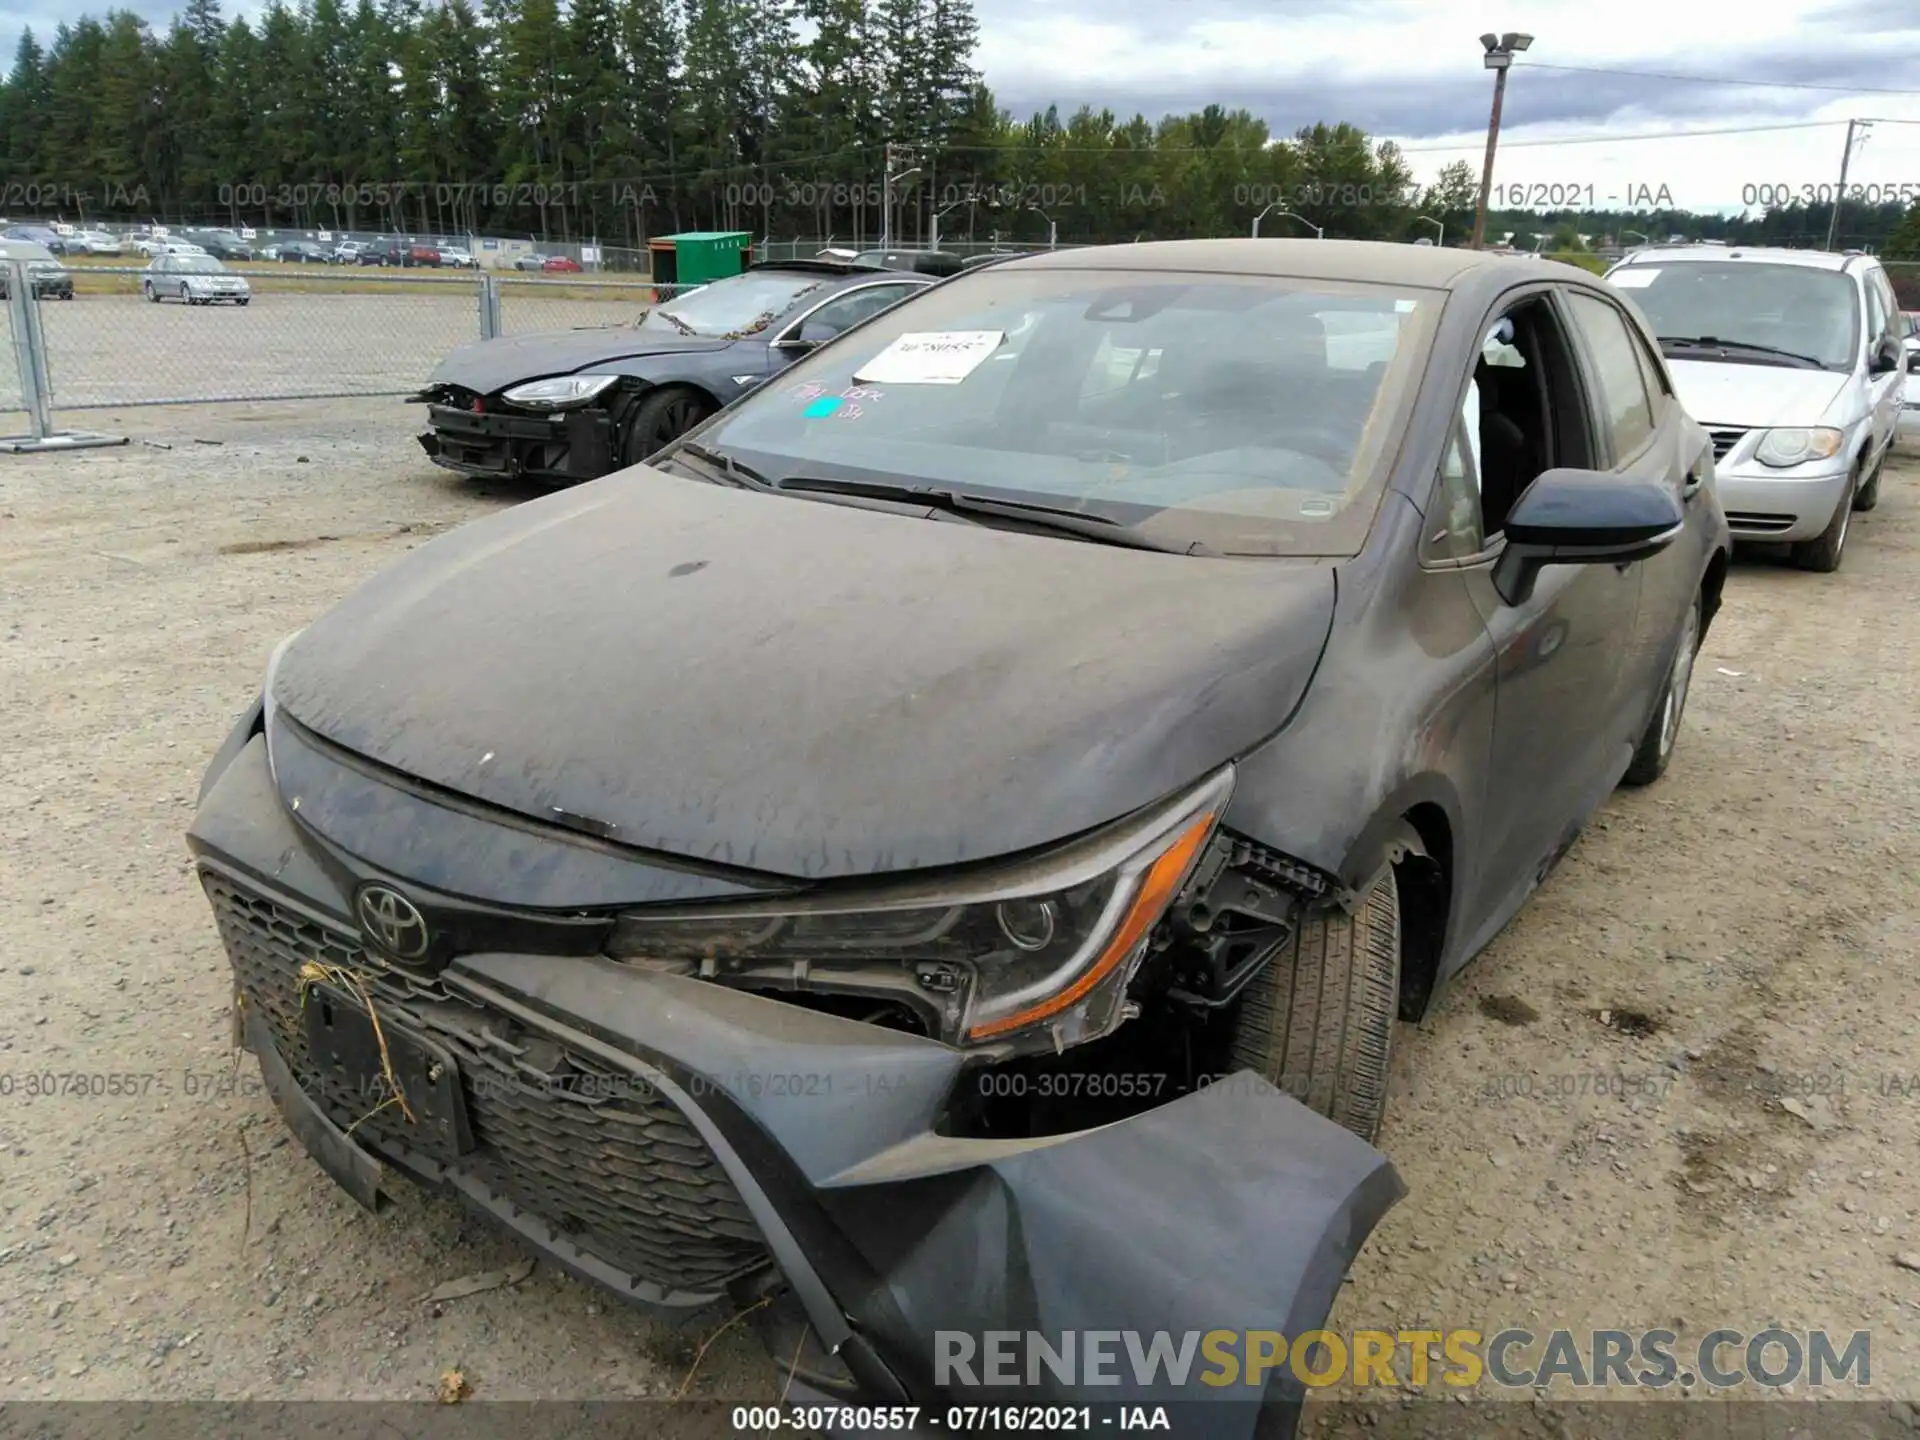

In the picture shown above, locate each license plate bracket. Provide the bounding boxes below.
[302,986,474,1161]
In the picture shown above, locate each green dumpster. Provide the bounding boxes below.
[648,231,753,287]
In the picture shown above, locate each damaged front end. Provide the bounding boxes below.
[190,722,1401,1438]
[408,382,615,482]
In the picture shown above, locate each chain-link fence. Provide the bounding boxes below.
[0,261,710,443]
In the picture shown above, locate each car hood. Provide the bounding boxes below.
[269,472,1336,881]
[427,327,730,394]
[1666,357,1850,429]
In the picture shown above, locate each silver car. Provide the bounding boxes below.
[1604,245,1902,572]
[144,253,252,306]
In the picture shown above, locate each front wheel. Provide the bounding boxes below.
[1853,451,1884,512]
[1792,468,1856,572]
[236,298,249,307]
[143,283,157,303]
[621,387,714,466]
[1225,866,1401,1143]
[1622,591,1701,787]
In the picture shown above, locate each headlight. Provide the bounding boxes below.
[501,374,621,410]
[1754,427,1843,468]
[608,769,1232,1051]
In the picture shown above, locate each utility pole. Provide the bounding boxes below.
[1826,119,1870,251]
[1470,32,1532,251]
[881,143,918,250]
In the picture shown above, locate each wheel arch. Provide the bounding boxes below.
[1324,779,1463,1024]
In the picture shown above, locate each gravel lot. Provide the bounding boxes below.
[1,399,1917,1423]
[23,286,652,410]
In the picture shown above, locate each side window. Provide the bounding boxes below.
[1865,275,1889,357]
[1426,382,1487,561]
[1873,271,1901,349]
[1630,328,1671,423]
[802,285,916,340]
[1565,292,1654,463]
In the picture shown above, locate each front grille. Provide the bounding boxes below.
[202,871,766,1296]
[1724,510,1799,534]
[1707,427,1747,460]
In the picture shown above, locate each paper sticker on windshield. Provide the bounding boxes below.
[855,331,1003,384]
[1610,268,1659,288]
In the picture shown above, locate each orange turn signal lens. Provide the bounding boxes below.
[966,810,1217,1042]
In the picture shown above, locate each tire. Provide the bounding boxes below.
[1225,865,1401,1142]
[143,283,157,303]
[1622,590,1701,787]
[237,298,249,307]
[621,387,714,465]
[1791,466,1856,572]
[1853,450,1884,512]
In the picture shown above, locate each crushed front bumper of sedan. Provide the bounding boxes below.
[411,390,614,482]
[187,722,1403,1438]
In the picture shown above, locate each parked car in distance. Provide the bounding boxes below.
[1605,244,1901,571]
[192,240,1729,1421]
[199,232,255,262]
[1901,311,1920,440]
[266,241,332,264]
[0,239,74,299]
[853,247,967,276]
[2,224,71,255]
[143,253,252,305]
[411,260,934,482]
[512,252,552,271]
[434,243,477,268]
[330,241,366,265]
[70,228,124,256]
[541,255,582,273]
[365,239,440,267]
[134,235,185,258]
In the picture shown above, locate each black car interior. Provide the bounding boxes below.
[1472,295,1598,537]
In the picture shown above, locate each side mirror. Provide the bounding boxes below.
[1491,468,1685,606]
[1871,337,1901,375]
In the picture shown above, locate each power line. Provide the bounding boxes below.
[1396,119,1846,152]
[1515,61,1920,97]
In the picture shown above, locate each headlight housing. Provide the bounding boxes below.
[1754,427,1843,468]
[501,374,621,410]
[608,769,1233,1053]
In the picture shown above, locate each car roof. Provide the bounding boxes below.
[986,237,1568,290]
[0,239,54,260]
[746,258,917,279]
[1613,244,1861,273]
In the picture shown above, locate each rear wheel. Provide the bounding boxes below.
[143,282,158,303]
[1791,466,1856,572]
[621,386,714,466]
[1225,866,1401,1142]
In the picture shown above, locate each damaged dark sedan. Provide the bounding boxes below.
[190,239,1728,1436]
[411,260,933,484]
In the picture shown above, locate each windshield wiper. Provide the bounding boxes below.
[647,307,696,335]
[773,476,1214,555]
[667,441,773,489]
[1657,335,1828,368]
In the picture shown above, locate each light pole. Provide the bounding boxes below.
[1825,119,1872,251]
[928,196,972,250]
[880,144,919,249]
[1027,204,1057,249]
[1412,214,1444,247]
[1470,30,1533,251]
[1252,204,1322,239]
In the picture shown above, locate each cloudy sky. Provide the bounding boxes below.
[11,0,1920,216]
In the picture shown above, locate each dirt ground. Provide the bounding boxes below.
[1,399,1917,1423]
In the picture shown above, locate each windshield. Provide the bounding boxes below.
[638,270,833,337]
[176,256,226,273]
[1613,261,1861,369]
[690,268,1439,557]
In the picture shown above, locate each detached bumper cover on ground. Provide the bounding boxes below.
[189,732,1403,1436]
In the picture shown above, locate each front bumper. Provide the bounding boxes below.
[416,401,613,481]
[1715,464,1851,543]
[188,734,1402,1434]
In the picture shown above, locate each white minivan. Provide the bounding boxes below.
[1604,245,1902,572]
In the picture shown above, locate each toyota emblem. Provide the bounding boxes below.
[355,884,430,960]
